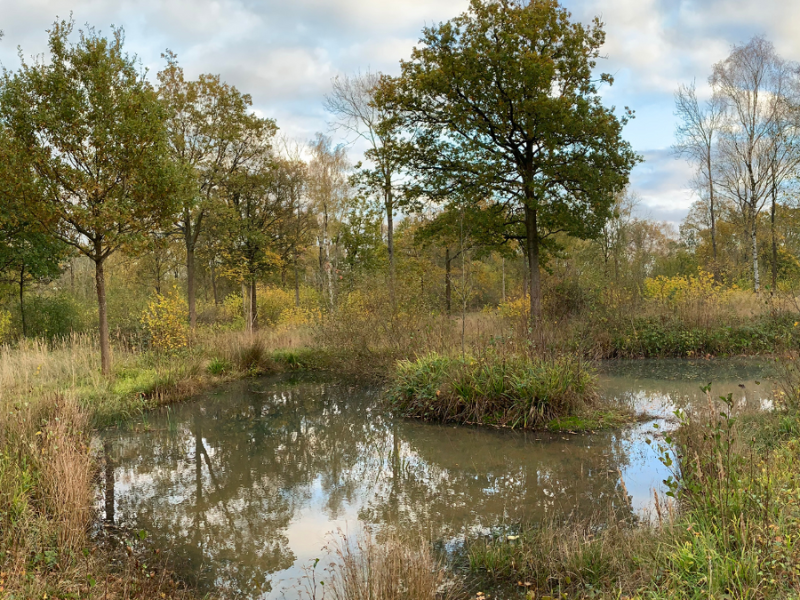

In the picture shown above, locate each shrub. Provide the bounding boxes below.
[495,296,529,320]
[387,351,597,429]
[0,309,11,342]
[276,305,321,330]
[140,287,189,351]
[22,292,91,339]
[218,285,322,330]
[258,286,295,326]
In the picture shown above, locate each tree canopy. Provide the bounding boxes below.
[0,20,183,372]
[385,0,639,322]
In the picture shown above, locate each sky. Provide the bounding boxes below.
[2,0,800,224]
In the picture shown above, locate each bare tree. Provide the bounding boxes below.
[324,71,404,305]
[674,81,725,277]
[308,134,350,310]
[712,36,799,293]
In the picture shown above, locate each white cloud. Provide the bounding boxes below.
[2,0,798,223]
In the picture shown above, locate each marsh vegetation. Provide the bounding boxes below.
[3,0,800,598]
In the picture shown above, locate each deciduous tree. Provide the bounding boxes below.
[386,0,638,324]
[0,21,181,373]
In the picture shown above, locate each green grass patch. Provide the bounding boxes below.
[386,352,599,429]
[545,407,641,432]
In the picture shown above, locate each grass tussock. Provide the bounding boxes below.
[387,352,599,429]
[0,328,321,599]
[466,517,661,597]
[302,529,458,600]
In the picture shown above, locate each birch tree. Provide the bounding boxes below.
[308,134,350,310]
[712,36,799,292]
[674,81,725,277]
[324,71,404,304]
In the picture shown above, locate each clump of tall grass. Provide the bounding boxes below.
[387,352,597,429]
[466,516,662,597]
[301,529,457,600]
[0,395,207,598]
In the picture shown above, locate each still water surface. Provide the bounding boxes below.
[100,359,773,598]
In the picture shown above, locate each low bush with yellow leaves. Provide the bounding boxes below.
[140,288,189,352]
[494,296,530,320]
[276,305,321,330]
[0,309,12,342]
[641,270,745,329]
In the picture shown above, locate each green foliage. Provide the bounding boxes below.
[388,0,639,317]
[20,292,91,340]
[387,351,597,429]
[207,357,232,375]
[606,312,800,358]
[0,20,183,260]
[649,389,800,598]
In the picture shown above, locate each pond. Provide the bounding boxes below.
[99,358,774,598]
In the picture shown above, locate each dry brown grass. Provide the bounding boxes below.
[37,398,94,552]
[0,392,206,599]
[303,529,458,600]
[0,334,118,403]
[466,514,668,597]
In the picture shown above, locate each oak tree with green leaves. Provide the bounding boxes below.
[211,115,280,330]
[158,53,270,329]
[386,0,639,323]
[0,21,182,373]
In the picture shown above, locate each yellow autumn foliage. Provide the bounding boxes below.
[140,287,189,351]
[0,310,12,343]
[495,296,530,319]
[643,270,736,307]
[276,305,322,330]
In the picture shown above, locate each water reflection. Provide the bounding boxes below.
[102,360,773,599]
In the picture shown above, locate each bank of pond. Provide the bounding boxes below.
[96,357,780,599]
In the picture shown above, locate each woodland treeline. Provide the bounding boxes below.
[1,0,800,374]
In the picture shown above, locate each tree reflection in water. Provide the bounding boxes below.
[102,374,657,599]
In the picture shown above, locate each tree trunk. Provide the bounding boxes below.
[502,256,506,303]
[751,214,760,294]
[294,250,300,308]
[318,238,324,294]
[249,279,258,331]
[386,188,395,309]
[445,247,452,315]
[186,242,197,329]
[524,204,542,323]
[242,281,249,331]
[210,261,219,307]
[771,173,778,292]
[707,154,718,278]
[522,256,528,301]
[95,256,111,375]
[19,265,26,338]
